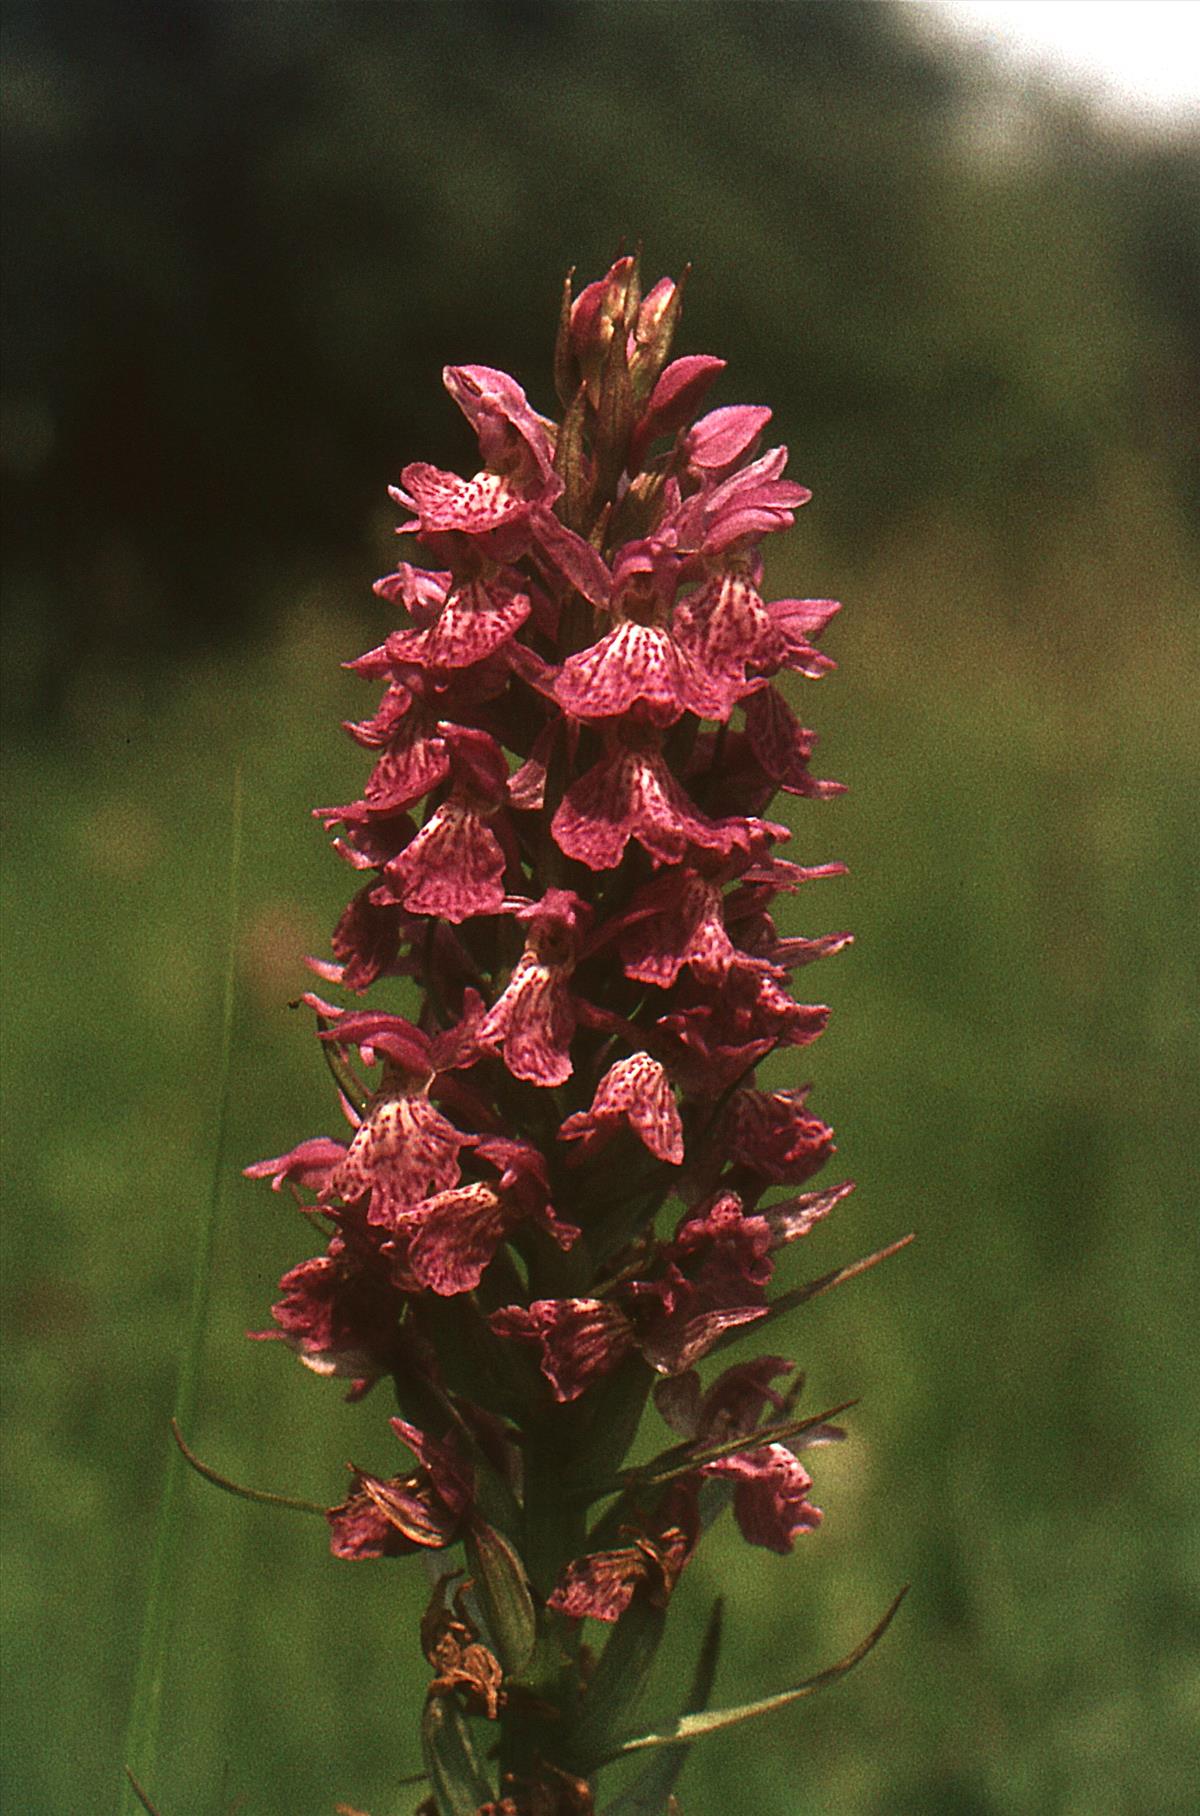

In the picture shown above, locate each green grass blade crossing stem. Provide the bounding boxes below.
[116,768,245,1815]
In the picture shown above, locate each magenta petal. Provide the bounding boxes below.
[389,1418,470,1507]
[474,1136,580,1251]
[546,1551,643,1622]
[528,504,612,606]
[328,887,405,993]
[506,719,558,811]
[744,687,845,798]
[548,1513,693,1621]
[318,1007,432,1075]
[568,273,610,360]
[640,1304,769,1375]
[372,561,452,618]
[658,967,829,1094]
[560,1052,684,1164]
[685,405,772,472]
[384,801,507,923]
[386,577,531,670]
[619,870,736,988]
[327,1478,426,1558]
[476,953,577,1086]
[489,1298,635,1401]
[244,1137,347,1196]
[725,1087,836,1186]
[344,678,415,748]
[702,1444,822,1553]
[554,622,731,725]
[652,1371,704,1437]
[317,801,416,870]
[258,1231,401,1393]
[696,1357,795,1438]
[667,1193,773,1292]
[473,890,586,1085]
[672,568,782,683]
[398,461,528,536]
[767,596,841,678]
[636,355,727,454]
[442,363,556,485]
[697,449,811,550]
[329,1092,470,1228]
[552,740,753,871]
[762,1180,856,1247]
[405,1184,507,1296]
[362,719,450,812]
[440,724,510,803]
[327,1418,470,1557]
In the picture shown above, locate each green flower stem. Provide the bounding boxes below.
[498,1412,593,1785]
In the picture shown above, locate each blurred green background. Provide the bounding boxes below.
[2,3,1196,1812]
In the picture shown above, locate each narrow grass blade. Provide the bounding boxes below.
[704,1234,916,1366]
[117,769,244,1815]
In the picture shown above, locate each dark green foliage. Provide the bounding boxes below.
[2,1,1196,710]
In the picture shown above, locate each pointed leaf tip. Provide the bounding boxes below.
[605,1587,909,1763]
[170,1420,327,1517]
[740,1233,917,1345]
[628,1403,857,1493]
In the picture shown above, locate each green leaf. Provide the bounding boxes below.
[566,1354,655,1497]
[601,1598,723,1816]
[417,1292,531,1428]
[465,1519,537,1677]
[566,1595,668,1770]
[620,1402,856,1495]
[602,1588,909,1764]
[733,1235,915,1346]
[420,1695,494,1816]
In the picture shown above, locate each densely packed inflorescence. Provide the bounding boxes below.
[244,256,903,1816]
